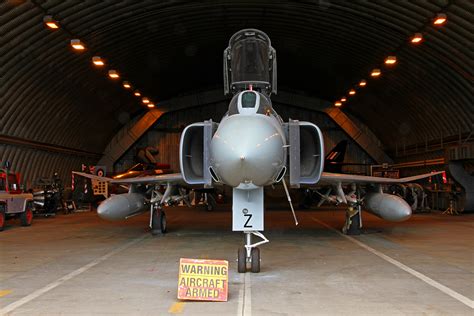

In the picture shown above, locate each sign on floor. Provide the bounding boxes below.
[177,258,228,301]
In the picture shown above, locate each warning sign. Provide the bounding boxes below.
[177,258,228,301]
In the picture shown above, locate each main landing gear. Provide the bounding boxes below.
[151,204,166,235]
[237,231,269,273]
[150,187,167,235]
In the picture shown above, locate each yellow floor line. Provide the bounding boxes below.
[0,290,12,298]
[168,301,185,314]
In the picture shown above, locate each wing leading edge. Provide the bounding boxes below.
[72,171,185,185]
[73,170,443,186]
[320,171,443,185]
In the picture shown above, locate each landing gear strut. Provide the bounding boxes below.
[150,187,167,235]
[237,231,268,273]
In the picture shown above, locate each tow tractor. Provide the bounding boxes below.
[0,167,34,231]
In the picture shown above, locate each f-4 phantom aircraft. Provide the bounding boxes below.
[74,29,441,273]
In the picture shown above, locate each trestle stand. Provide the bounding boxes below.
[342,204,362,235]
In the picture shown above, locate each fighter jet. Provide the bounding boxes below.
[74,29,442,273]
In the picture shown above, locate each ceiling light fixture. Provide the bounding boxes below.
[334,101,342,107]
[108,70,119,79]
[385,56,397,65]
[370,69,381,77]
[433,13,447,25]
[147,103,155,108]
[348,89,356,95]
[359,80,367,87]
[142,97,150,104]
[43,15,59,29]
[411,33,423,44]
[341,97,347,102]
[122,81,131,89]
[70,39,85,50]
[134,90,141,97]
[92,56,105,66]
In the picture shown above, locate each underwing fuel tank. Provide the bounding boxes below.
[97,193,148,221]
[364,193,412,222]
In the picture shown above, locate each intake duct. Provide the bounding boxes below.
[287,119,325,188]
[179,120,218,186]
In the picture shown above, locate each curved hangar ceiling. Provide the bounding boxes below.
[1,0,473,179]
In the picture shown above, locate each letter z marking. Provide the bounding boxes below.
[244,214,253,228]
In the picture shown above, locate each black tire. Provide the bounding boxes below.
[151,209,166,235]
[250,247,260,273]
[207,193,217,211]
[20,203,33,227]
[0,206,5,231]
[237,247,247,273]
[160,211,167,233]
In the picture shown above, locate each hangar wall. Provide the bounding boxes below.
[115,102,375,175]
[0,144,96,188]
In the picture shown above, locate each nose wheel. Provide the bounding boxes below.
[237,231,268,273]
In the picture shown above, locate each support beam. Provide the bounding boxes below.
[98,109,164,171]
[324,107,393,164]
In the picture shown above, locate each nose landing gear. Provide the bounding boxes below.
[237,231,269,273]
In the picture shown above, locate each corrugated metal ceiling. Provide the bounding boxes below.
[1,0,472,181]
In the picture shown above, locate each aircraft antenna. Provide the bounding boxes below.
[282,177,299,226]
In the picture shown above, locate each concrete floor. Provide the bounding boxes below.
[0,205,473,315]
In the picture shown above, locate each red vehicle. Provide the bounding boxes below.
[0,168,34,231]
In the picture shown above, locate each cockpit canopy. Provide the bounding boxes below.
[227,90,273,116]
[223,29,277,96]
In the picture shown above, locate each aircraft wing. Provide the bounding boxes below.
[72,171,186,185]
[319,171,443,184]
[111,173,185,185]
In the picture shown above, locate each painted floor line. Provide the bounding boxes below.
[236,274,244,316]
[311,217,474,309]
[168,301,185,314]
[0,234,148,315]
[244,273,252,316]
[236,272,252,316]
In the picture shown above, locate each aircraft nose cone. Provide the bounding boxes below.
[210,115,286,187]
